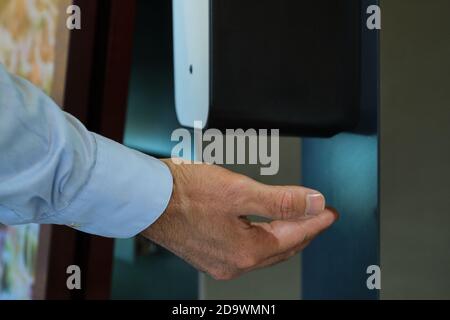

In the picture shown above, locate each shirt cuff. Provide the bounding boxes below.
[43,133,173,238]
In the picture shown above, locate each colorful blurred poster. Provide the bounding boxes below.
[0,225,39,299]
[0,0,61,300]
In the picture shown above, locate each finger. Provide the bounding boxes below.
[245,237,314,272]
[256,238,315,271]
[257,248,300,270]
[251,208,338,259]
[242,182,326,221]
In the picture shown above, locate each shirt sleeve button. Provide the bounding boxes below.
[68,223,82,228]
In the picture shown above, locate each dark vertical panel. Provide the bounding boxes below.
[73,0,136,300]
[63,0,99,123]
[44,0,100,300]
[302,0,379,299]
[44,0,136,300]
[38,226,78,300]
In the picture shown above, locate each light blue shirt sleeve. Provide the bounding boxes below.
[0,63,173,238]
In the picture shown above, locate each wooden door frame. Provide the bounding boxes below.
[34,0,137,300]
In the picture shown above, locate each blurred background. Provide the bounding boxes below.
[0,0,449,300]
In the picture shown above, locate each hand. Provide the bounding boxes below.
[141,159,338,280]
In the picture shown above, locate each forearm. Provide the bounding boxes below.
[0,64,173,238]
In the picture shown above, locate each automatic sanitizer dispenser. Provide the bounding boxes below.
[173,0,361,136]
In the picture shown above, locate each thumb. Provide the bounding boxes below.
[244,182,326,220]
